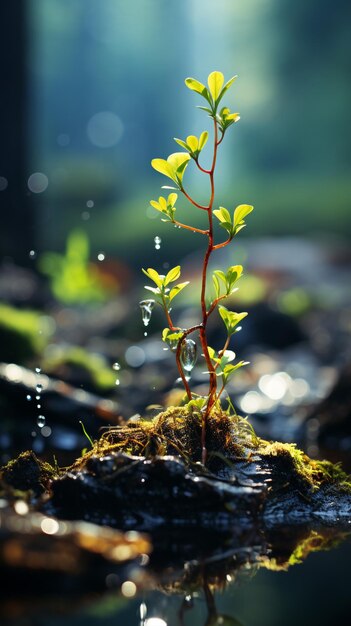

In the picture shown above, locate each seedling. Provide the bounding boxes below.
[143,71,254,463]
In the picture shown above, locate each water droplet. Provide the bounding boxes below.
[37,415,46,428]
[140,602,147,619]
[154,235,161,250]
[97,252,105,261]
[36,384,43,393]
[36,395,40,400]
[41,425,52,437]
[115,379,120,386]
[28,172,49,194]
[139,299,155,327]
[29,250,37,259]
[86,199,94,208]
[112,362,121,371]
[180,339,197,373]
[144,331,148,336]
[35,367,41,374]
[26,394,32,401]
[37,404,41,409]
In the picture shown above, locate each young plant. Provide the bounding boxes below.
[143,71,254,463]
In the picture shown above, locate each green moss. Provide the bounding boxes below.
[0,451,58,497]
[0,304,52,362]
[68,406,351,495]
[42,345,116,390]
[258,440,351,492]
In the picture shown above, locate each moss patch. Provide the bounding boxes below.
[68,405,351,495]
[0,451,58,497]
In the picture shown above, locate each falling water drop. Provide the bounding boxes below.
[36,384,43,393]
[180,339,197,373]
[37,415,46,428]
[139,299,155,327]
[112,362,121,371]
[35,367,41,374]
[154,236,161,250]
[26,394,32,401]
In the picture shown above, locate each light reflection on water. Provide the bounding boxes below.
[1,526,350,626]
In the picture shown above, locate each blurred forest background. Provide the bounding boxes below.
[1,0,350,268]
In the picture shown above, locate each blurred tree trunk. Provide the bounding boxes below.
[0,0,34,264]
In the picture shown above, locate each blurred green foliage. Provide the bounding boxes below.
[0,304,52,363]
[27,0,350,264]
[39,230,113,304]
[43,345,116,390]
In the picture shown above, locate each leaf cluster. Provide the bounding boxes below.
[212,264,243,299]
[174,132,208,160]
[208,346,249,386]
[142,265,189,306]
[185,71,237,116]
[151,153,190,189]
[150,193,177,222]
[213,204,254,240]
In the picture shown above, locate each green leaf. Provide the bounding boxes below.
[185,77,207,95]
[213,269,227,284]
[226,265,243,289]
[212,273,220,298]
[167,152,191,183]
[174,138,188,150]
[207,346,216,361]
[198,131,209,150]
[150,200,163,213]
[151,158,176,182]
[142,267,163,288]
[218,305,248,336]
[164,265,181,286]
[152,153,191,186]
[169,281,189,302]
[188,396,208,411]
[214,206,231,224]
[162,328,183,342]
[186,135,198,153]
[233,204,254,228]
[168,193,178,207]
[223,361,249,377]
[208,71,224,102]
[197,105,214,115]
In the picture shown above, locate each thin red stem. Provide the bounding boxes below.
[195,158,211,175]
[181,187,208,211]
[200,119,220,464]
[213,237,232,250]
[206,294,228,318]
[173,220,208,235]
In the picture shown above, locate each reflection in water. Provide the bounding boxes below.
[0,512,350,625]
[203,579,243,626]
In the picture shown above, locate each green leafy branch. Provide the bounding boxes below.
[144,70,254,464]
